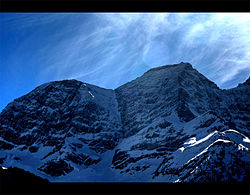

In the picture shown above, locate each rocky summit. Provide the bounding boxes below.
[0,62,249,182]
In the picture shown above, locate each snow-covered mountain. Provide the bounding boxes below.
[0,62,249,182]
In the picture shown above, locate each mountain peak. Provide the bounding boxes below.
[146,62,193,73]
[179,61,193,66]
[238,76,250,87]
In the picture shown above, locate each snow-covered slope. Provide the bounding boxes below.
[0,63,249,182]
[0,80,122,180]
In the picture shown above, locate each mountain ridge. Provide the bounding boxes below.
[3,61,248,110]
[0,62,249,182]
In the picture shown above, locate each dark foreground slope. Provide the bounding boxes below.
[0,166,50,194]
[0,167,249,195]
[0,62,249,184]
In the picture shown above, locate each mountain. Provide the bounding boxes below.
[0,62,249,182]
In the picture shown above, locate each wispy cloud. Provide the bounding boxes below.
[1,13,250,90]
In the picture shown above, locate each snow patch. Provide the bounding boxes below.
[88,91,94,99]
[188,131,218,148]
[238,144,249,151]
[178,147,185,152]
[184,139,232,165]
[243,137,250,143]
[184,137,196,145]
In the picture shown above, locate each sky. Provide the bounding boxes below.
[0,13,250,111]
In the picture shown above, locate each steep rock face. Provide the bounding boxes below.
[0,80,122,177]
[115,63,222,137]
[0,62,249,182]
[112,63,249,181]
[221,79,250,137]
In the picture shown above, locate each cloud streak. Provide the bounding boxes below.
[1,13,250,91]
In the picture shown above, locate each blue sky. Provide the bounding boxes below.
[0,13,250,111]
